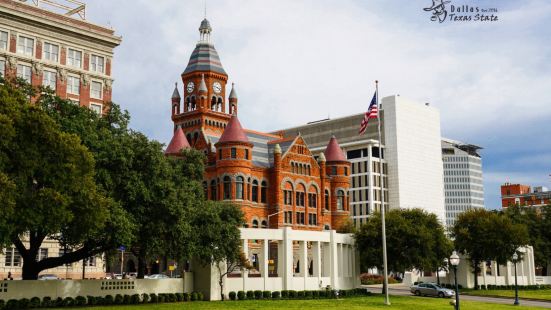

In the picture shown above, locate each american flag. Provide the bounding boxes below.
[358,92,378,135]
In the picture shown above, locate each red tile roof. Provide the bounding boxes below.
[218,114,249,143]
[165,127,190,155]
[324,136,346,161]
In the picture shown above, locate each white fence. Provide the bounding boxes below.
[0,277,193,300]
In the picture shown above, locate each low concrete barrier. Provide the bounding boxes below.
[0,276,193,300]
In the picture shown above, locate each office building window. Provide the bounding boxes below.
[90,103,102,114]
[42,70,56,90]
[0,59,5,78]
[16,64,31,83]
[67,48,82,68]
[67,76,80,94]
[90,81,102,99]
[90,55,104,73]
[0,31,8,50]
[17,36,34,56]
[43,42,59,62]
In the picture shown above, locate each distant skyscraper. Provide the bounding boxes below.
[441,138,485,227]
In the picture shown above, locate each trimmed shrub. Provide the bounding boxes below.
[123,294,131,304]
[5,300,18,310]
[96,296,105,305]
[229,291,237,301]
[191,292,198,301]
[237,291,246,300]
[61,297,74,307]
[40,297,52,307]
[312,290,320,299]
[272,291,281,299]
[176,293,184,302]
[29,297,41,308]
[262,291,271,299]
[86,296,96,305]
[246,291,254,299]
[254,290,263,299]
[197,292,204,301]
[17,298,30,309]
[305,290,313,299]
[104,295,114,305]
[297,291,305,298]
[281,290,289,299]
[288,290,297,299]
[0,300,5,310]
[114,294,124,304]
[141,293,150,303]
[183,293,190,301]
[339,290,347,297]
[167,293,177,302]
[158,294,166,303]
[75,296,87,306]
[131,294,140,304]
[149,294,158,303]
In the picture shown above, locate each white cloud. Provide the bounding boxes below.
[85,0,551,209]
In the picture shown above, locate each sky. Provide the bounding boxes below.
[84,0,551,210]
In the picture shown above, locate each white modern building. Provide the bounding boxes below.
[441,138,485,227]
[382,96,446,224]
[275,95,446,225]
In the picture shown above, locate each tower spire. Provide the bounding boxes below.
[199,17,212,43]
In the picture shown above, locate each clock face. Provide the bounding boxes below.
[186,82,195,93]
[213,82,222,94]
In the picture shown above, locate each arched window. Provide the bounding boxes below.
[193,132,199,145]
[210,180,217,200]
[252,219,259,228]
[217,97,223,111]
[261,220,267,228]
[296,184,305,207]
[252,180,259,202]
[223,176,231,200]
[337,189,344,210]
[246,178,251,200]
[186,133,192,144]
[261,181,267,203]
[283,181,293,205]
[185,97,191,111]
[191,96,196,110]
[236,176,244,199]
[324,224,330,230]
[307,165,311,176]
[202,181,207,199]
[211,97,216,110]
[299,164,303,175]
[324,190,329,210]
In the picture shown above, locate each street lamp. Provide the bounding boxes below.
[450,251,460,310]
[512,252,519,306]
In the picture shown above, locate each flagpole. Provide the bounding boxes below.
[376,80,390,305]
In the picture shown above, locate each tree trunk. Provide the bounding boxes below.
[22,260,40,280]
[137,252,147,279]
[220,279,225,301]
[473,260,479,289]
[436,268,440,285]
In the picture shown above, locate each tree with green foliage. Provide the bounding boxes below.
[504,205,551,274]
[0,80,133,279]
[192,201,247,300]
[452,208,529,289]
[37,83,212,278]
[355,209,452,293]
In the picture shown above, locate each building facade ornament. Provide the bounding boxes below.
[57,68,67,81]
[104,78,113,90]
[32,62,43,75]
[81,73,90,86]
[7,56,17,69]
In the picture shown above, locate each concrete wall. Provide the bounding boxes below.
[0,277,193,300]
[383,95,446,224]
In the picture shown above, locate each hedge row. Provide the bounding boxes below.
[228,288,370,300]
[471,284,551,291]
[0,292,203,309]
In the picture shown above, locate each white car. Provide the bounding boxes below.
[146,274,169,279]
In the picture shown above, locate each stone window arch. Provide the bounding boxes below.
[223,176,231,200]
[261,181,268,203]
[191,96,196,110]
[236,176,244,200]
[210,180,217,200]
[261,220,267,228]
[336,189,345,210]
[252,180,259,202]
[295,183,305,207]
[211,96,217,110]
[252,219,259,228]
[217,97,223,112]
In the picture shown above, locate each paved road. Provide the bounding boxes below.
[364,285,551,308]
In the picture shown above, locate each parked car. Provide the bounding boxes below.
[38,274,59,280]
[410,283,455,298]
[146,274,169,279]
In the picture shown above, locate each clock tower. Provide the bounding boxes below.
[171,18,235,147]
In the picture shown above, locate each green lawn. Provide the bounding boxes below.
[462,289,551,301]
[60,295,548,310]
